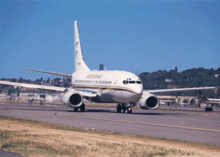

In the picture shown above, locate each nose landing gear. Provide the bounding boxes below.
[125,107,132,114]
[117,104,122,113]
[117,103,132,114]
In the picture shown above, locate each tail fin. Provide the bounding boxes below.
[198,91,208,101]
[74,21,90,72]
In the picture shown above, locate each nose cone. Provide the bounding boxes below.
[133,84,143,102]
[135,84,143,95]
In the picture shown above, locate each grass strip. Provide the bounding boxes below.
[0,115,220,157]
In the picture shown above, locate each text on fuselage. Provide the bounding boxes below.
[86,74,102,79]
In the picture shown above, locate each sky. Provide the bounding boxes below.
[1,1,220,80]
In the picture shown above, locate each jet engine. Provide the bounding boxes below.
[138,92,160,110]
[62,91,83,107]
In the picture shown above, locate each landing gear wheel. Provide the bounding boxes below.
[198,101,201,107]
[122,104,126,113]
[80,103,85,112]
[205,107,213,112]
[125,108,132,114]
[125,109,128,114]
[117,104,122,113]
[123,108,126,113]
[74,107,78,112]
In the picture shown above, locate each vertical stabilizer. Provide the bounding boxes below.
[74,21,90,72]
[198,91,208,101]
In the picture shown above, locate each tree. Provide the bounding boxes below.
[46,78,50,83]
[175,66,178,73]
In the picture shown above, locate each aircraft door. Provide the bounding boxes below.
[113,73,124,101]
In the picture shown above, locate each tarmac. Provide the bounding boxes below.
[1,102,220,157]
[1,102,220,146]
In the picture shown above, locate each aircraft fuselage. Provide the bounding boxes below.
[72,70,143,103]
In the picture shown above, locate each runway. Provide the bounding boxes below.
[1,102,220,146]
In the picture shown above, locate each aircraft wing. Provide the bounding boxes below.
[0,81,97,98]
[145,87,216,94]
[23,68,72,78]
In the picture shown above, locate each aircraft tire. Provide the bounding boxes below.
[74,107,78,112]
[205,107,213,112]
[123,108,126,113]
[117,104,122,113]
[198,101,201,107]
[122,104,126,113]
[125,108,132,114]
[80,103,85,112]
[125,109,128,114]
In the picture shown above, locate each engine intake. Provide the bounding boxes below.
[62,91,83,107]
[138,93,160,110]
[70,94,82,105]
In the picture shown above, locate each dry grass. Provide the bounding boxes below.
[0,116,220,157]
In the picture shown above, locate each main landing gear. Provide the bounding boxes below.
[73,103,85,112]
[117,104,132,114]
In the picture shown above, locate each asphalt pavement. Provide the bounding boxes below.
[1,102,220,147]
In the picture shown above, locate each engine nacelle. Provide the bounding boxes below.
[62,91,83,107]
[138,93,160,110]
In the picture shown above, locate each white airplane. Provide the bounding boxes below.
[198,91,220,107]
[0,21,216,114]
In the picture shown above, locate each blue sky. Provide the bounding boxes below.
[1,1,220,80]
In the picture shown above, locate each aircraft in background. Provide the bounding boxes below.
[198,91,220,111]
[0,21,216,113]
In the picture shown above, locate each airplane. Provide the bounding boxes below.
[0,21,216,114]
[197,91,220,110]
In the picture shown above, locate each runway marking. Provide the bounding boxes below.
[4,109,220,133]
[64,115,220,133]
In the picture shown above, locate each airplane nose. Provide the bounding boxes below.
[135,85,143,95]
[131,85,143,102]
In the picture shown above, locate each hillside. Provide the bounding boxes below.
[1,67,220,98]
[139,67,220,98]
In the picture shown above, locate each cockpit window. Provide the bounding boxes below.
[129,81,135,84]
[137,81,142,84]
[123,80,128,84]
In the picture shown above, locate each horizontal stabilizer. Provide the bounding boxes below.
[23,68,72,78]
